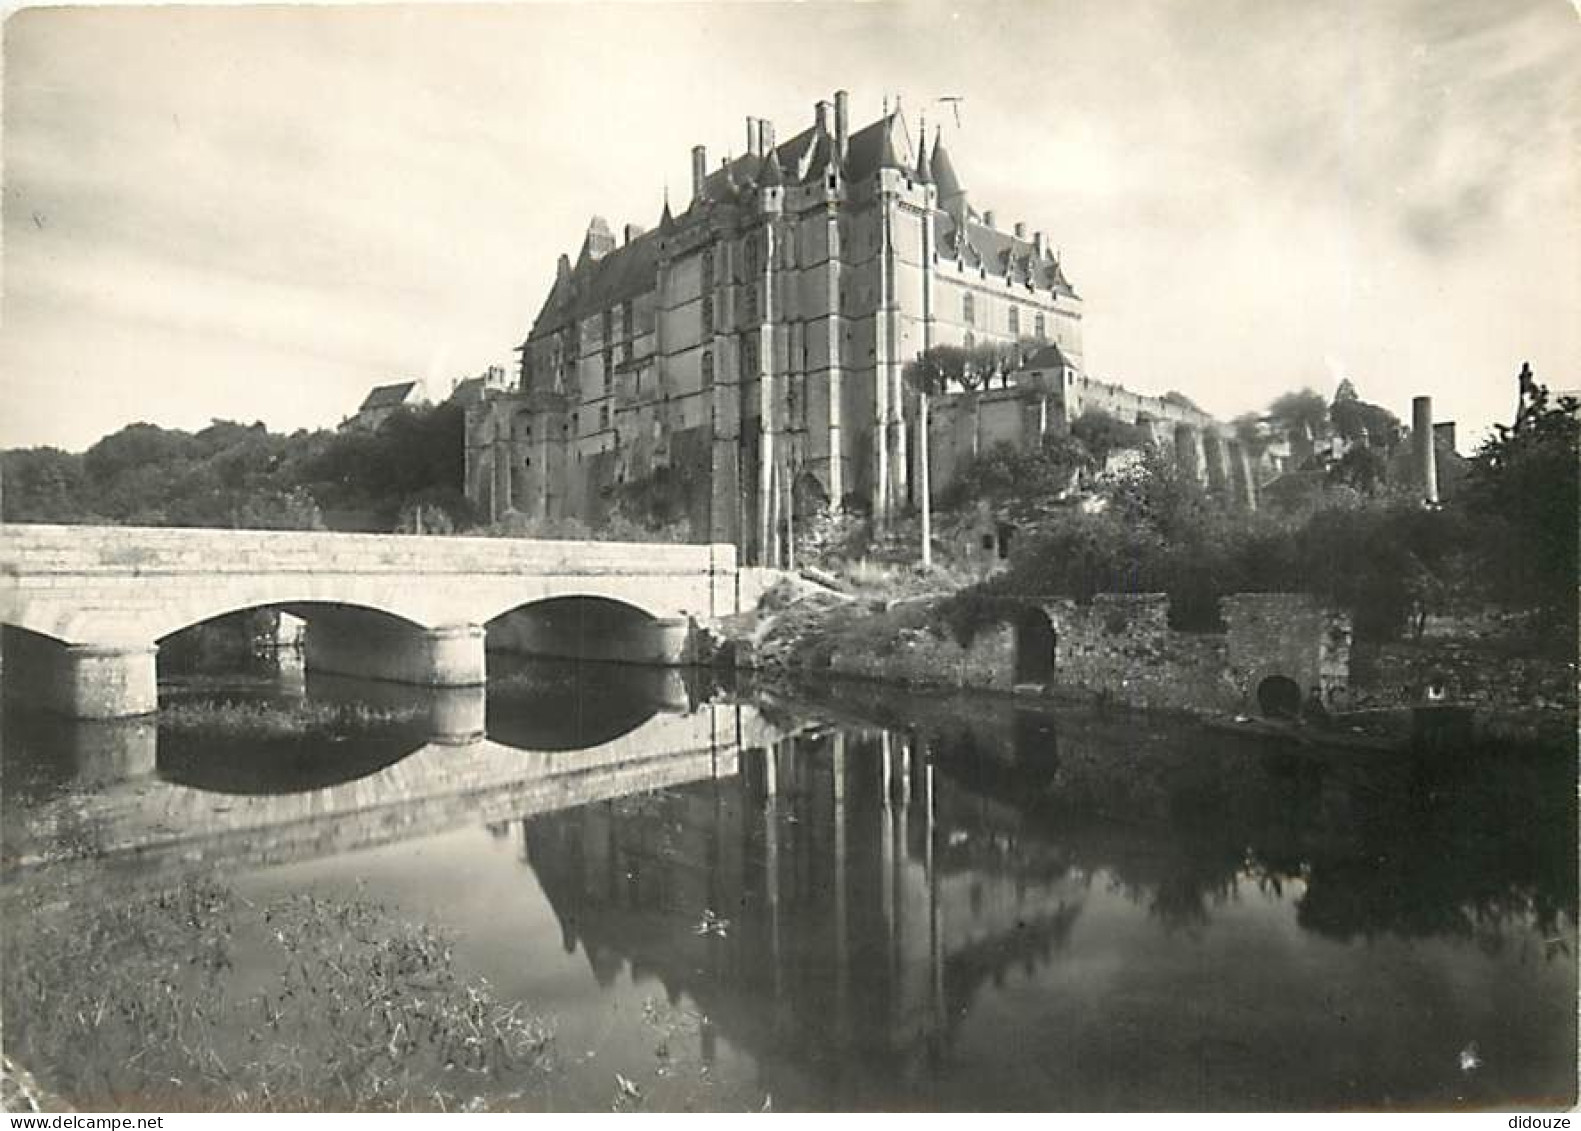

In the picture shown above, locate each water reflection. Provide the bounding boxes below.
[512,687,1575,1109]
[3,663,1575,1110]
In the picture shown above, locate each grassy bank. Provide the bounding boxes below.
[2,879,553,1111]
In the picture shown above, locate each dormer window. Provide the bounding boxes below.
[963,293,976,326]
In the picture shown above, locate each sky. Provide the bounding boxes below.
[2,0,1578,452]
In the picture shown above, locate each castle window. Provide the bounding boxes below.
[963,293,975,326]
[701,249,714,288]
[602,307,613,346]
[1008,306,1020,335]
[603,346,614,393]
[741,336,759,376]
[621,301,634,363]
[964,331,976,350]
[701,349,714,383]
[599,404,610,431]
[1035,312,1046,340]
[744,234,759,274]
[701,294,714,336]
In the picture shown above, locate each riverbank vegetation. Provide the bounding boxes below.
[3,406,472,533]
[159,698,422,739]
[1,880,554,1111]
[921,367,1577,653]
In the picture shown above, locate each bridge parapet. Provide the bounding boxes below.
[1,525,770,718]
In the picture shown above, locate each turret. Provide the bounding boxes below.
[931,131,966,215]
[915,121,933,184]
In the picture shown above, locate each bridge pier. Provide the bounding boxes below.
[3,630,159,719]
[304,621,487,687]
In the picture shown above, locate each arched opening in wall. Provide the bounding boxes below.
[486,596,684,750]
[1013,606,1057,686]
[154,603,437,795]
[1255,674,1303,720]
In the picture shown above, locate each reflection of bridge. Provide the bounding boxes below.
[0,525,782,718]
[2,698,786,878]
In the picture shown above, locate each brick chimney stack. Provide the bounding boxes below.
[834,89,850,160]
[745,116,760,157]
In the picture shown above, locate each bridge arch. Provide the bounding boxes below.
[485,594,693,666]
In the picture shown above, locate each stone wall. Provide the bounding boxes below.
[775,590,1353,718]
[828,622,1015,691]
[1041,594,1239,713]
[1221,593,1352,705]
[1351,640,1577,716]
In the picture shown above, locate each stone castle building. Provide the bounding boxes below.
[467,91,1088,563]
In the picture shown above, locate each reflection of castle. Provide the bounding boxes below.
[522,727,1088,1097]
[513,693,1576,1105]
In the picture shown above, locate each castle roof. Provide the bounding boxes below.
[843,113,909,179]
[1022,343,1073,371]
[526,224,662,341]
[931,132,964,202]
[934,211,1079,297]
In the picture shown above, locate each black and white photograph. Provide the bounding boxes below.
[1,0,1577,1115]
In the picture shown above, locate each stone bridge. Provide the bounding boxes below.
[1,524,777,718]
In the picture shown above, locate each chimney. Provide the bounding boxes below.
[1033,231,1046,257]
[814,99,832,137]
[556,253,571,280]
[623,223,645,244]
[1412,396,1439,504]
[691,145,707,202]
[834,89,850,159]
[758,119,775,156]
[983,210,996,229]
[745,116,760,157]
[1014,221,1027,239]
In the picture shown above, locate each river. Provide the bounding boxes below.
[2,652,1575,1112]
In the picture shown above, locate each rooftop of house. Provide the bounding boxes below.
[358,381,419,411]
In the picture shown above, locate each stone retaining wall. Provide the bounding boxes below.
[1042,595,1240,713]
[1351,640,1577,715]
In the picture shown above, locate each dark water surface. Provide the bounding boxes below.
[3,654,1575,1111]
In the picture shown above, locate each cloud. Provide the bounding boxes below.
[1,1,1576,452]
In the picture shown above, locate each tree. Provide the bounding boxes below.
[1462,364,1580,625]
[1071,409,1148,470]
[1329,380,1403,448]
[1231,412,1270,456]
[1266,388,1328,439]
[1,448,93,522]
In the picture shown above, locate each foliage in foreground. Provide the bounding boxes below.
[2,881,553,1111]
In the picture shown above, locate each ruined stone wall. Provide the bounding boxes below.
[1041,595,1239,713]
[828,622,1015,691]
[1350,640,1577,715]
[1221,593,1352,705]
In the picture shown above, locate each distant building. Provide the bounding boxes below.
[448,365,511,409]
[343,380,422,432]
[926,344,1274,509]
